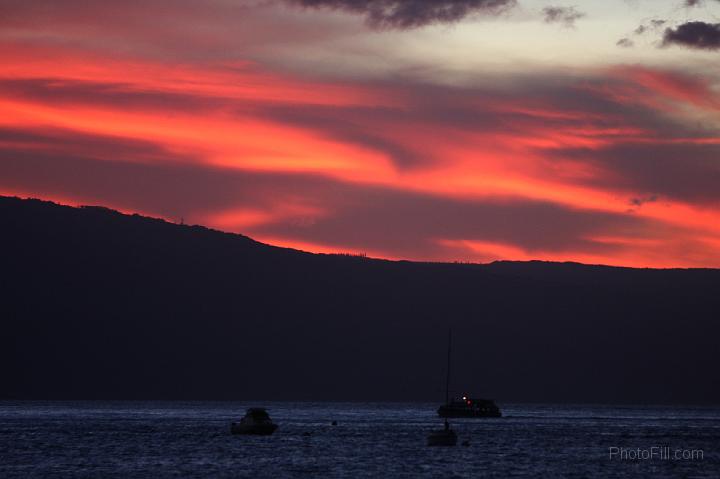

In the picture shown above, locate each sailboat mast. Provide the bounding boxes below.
[445,328,451,405]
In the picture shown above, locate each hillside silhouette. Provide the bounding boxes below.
[3,196,719,403]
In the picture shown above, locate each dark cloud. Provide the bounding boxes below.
[0,78,229,113]
[629,195,658,208]
[252,104,432,168]
[616,37,634,47]
[635,20,665,35]
[286,0,517,29]
[631,19,665,38]
[682,0,720,6]
[542,6,585,27]
[662,21,720,50]
[553,143,720,205]
[0,126,199,165]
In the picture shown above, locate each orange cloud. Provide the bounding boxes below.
[1,35,719,268]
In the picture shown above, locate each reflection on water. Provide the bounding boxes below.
[0,402,718,478]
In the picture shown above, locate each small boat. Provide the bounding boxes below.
[230,408,278,435]
[438,396,502,418]
[427,419,458,447]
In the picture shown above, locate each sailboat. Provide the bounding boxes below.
[427,330,458,446]
[436,329,502,419]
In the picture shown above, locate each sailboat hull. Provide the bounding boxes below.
[438,398,502,418]
[427,430,458,446]
[438,406,502,418]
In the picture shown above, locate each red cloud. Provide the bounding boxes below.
[1,16,720,268]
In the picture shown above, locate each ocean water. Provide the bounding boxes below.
[0,401,718,478]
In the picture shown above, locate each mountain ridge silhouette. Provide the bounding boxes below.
[3,195,719,403]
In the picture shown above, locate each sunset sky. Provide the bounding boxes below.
[1,0,719,267]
